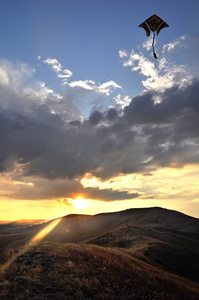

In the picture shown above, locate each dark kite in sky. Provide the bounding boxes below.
[139,14,169,59]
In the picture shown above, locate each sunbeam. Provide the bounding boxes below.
[0,218,61,274]
[29,218,61,245]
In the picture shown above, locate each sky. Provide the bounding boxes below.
[0,0,199,221]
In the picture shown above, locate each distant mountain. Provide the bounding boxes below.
[0,221,11,225]
[7,219,47,226]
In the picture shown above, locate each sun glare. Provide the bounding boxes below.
[73,198,91,210]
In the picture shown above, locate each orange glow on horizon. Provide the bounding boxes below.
[0,164,199,222]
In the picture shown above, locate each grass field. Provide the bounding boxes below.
[0,242,199,299]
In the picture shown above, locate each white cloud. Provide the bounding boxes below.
[113,94,131,108]
[0,60,33,89]
[119,50,128,58]
[57,68,73,84]
[52,93,63,100]
[68,80,95,90]
[43,58,62,73]
[0,60,63,105]
[120,46,193,93]
[0,59,67,117]
[142,36,154,51]
[42,57,122,101]
[98,80,122,95]
[43,57,73,84]
[0,67,9,85]
[162,36,186,53]
[63,68,73,76]
[68,79,122,96]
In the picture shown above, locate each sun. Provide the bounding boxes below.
[73,197,91,210]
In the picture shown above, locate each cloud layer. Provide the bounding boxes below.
[1,76,199,178]
[1,37,199,203]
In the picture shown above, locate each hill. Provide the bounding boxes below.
[0,242,199,300]
[0,207,199,298]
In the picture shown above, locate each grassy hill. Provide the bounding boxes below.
[86,223,199,282]
[0,242,199,300]
[0,207,199,299]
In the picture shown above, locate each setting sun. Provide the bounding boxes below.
[73,198,91,210]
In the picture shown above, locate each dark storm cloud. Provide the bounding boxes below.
[124,79,199,125]
[106,108,118,121]
[88,110,103,126]
[123,79,199,170]
[1,77,199,186]
[82,187,140,201]
[6,178,140,201]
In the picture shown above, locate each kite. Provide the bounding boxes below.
[139,14,169,59]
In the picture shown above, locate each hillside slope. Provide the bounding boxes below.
[86,223,199,281]
[0,242,199,300]
[0,207,199,283]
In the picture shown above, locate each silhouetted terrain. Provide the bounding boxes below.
[0,207,199,299]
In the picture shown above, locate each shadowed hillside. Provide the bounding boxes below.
[0,242,199,300]
[86,222,199,281]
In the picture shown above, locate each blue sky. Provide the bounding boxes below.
[0,0,199,220]
[1,0,199,103]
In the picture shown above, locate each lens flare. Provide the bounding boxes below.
[0,218,61,273]
[29,218,61,245]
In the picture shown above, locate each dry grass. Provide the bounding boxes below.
[0,242,199,299]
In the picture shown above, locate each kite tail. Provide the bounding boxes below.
[152,32,157,59]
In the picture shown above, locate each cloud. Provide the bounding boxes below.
[0,59,65,106]
[68,80,95,90]
[119,35,197,93]
[43,57,73,84]
[42,57,122,114]
[98,80,122,95]
[81,186,140,201]
[68,79,122,96]
[120,50,193,92]
[89,110,103,126]
[119,50,128,58]
[162,36,186,53]
[60,198,74,206]
[113,94,132,109]
[43,58,62,73]
[0,59,33,90]
[142,36,154,51]
[1,52,199,204]
[58,69,73,79]
[1,78,199,183]
[2,175,140,202]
